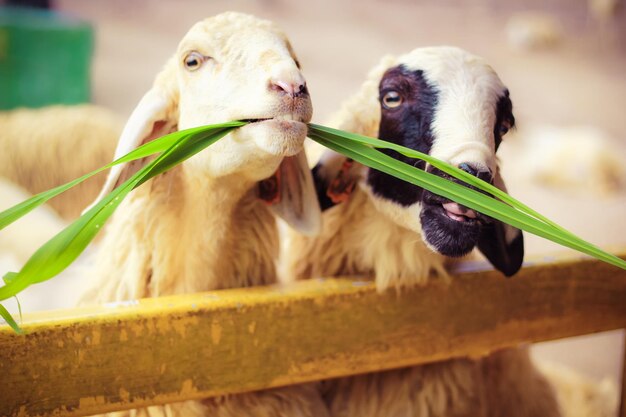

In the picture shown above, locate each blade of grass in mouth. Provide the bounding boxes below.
[308,125,626,270]
[0,124,241,302]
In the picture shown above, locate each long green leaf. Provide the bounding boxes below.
[0,122,244,231]
[0,303,22,334]
[0,125,240,302]
[308,130,626,270]
[310,124,584,242]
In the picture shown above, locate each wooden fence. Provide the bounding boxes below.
[1,251,625,417]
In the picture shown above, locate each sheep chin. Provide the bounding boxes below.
[244,119,308,157]
[419,201,481,257]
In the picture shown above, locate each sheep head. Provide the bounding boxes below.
[88,12,320,235]
[176,13,312,178]
[315,47,523,276]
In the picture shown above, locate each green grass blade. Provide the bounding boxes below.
[0,303,22,334]
[309,124,585,240]
[309,133,559,237]
[308,124,625,264]
[0,122,245,232]
[0,125,239,302]
[309,131,626,270]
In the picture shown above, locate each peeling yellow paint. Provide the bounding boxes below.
[129,322,144,338]
[145,318,157,334]
[248,321,256,334]
[180,379,199,396]
[211,322,222,345]
[119,387,130,402]
[155,316,171,333]
[92,330,101,345]
[79,395,106,408]
[71,331,83,344]
[170,315,199,338]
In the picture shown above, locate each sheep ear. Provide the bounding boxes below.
[258,151,322,236]
[311,150,361,211]
[83,88,175,213]
[477,169,524,277]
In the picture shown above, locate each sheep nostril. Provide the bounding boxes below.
[458,163,477,177]
[270,80,307,98]
[458,163,493,183]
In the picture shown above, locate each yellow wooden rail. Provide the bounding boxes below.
[1,252,625,417]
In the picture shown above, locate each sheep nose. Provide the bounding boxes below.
[270,79,308,97]
[458,162,493,183]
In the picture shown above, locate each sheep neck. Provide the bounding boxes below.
[91,166,278,302]
[287,187,449,290]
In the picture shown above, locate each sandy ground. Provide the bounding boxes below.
[5,0,626,405]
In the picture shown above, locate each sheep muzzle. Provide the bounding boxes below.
[419,166,495,257]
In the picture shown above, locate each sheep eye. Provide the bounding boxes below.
[382,91,402,109]
[184,52,205,71]
[499,120,512,136]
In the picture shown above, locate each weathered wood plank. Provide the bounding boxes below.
[1,252,625,417]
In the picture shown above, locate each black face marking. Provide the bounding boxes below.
[312,59,523,276]
[367,66,439,206]
[494,89,515,150]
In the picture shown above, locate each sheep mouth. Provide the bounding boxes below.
[242,115,306,124]
[420,196,483,257]
[441,202,479,224]
[421,192,482,226]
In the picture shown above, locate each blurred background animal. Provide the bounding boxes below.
[0,105,121,219]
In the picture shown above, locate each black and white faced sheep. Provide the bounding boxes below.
[370,62,522,275]
[286,47,586,417]
[79,12,328,417]
[290,47,525,289]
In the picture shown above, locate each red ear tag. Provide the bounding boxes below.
[327,159,356,204]
[258,170,281,205]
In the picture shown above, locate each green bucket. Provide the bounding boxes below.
[0,6,93,110]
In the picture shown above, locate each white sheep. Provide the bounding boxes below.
[286,47,615,417]
[0,104,122,219]
[79,12,327,417]
[506,124,625,196]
